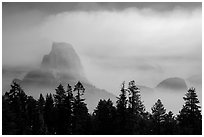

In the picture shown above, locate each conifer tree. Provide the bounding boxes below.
[163,111,177,134]
[126,80,145,134]
[93,99,116,134]
[128,80,145,114]
[2,95,18,134]
[116,82,128,113]
[64,84,74,134]
[2,80,202,135]
[54,84,66,105]
[44,93,55,134]
[4,82,29,134]
[72,81,89,134]
[54,84,67,134]
[115,82,128,134]
[151,99,166,134]
[36,94,47,134]
[74,81,85,102]
[27,96,43,134]
[38,94,45,111]
[177,87,202,134]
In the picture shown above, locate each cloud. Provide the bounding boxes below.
[40,7,201,57]
[3,5,202,93]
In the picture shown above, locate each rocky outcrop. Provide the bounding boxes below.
[156,77,187,91]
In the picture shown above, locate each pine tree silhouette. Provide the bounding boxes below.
[4,82,30,134]
[128,80,145,114]
[115,82,128,134]
[177,87,202,134]
[93,99,116,134]
[54,84,68,134]
[2,80,202,135]
[151,99,166,134]
[44,93,55,134]
[72,81,90,134]
[163,111,177,134]
[126,80,145,134]
[37,94,47,134]
[64,84,74,134]
[2,95,18,134]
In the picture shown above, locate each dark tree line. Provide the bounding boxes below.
[2,80,202,135]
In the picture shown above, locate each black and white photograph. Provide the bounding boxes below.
[2,2,202,135]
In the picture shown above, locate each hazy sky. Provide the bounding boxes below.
[3,2,202,94]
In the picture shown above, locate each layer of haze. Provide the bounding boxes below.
[3,3,202,97]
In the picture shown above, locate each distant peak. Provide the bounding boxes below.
[40,42,88,83]
[42,42,81,69]
[156,77,187,91]
[51,42,73,51]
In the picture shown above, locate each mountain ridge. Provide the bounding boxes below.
[13,42,116,112]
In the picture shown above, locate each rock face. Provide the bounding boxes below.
[156,77,187,91]
[23,42,87,85]
[19,42,116,112]
[41,42,87,82]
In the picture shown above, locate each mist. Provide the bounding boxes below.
[2,3,202,114]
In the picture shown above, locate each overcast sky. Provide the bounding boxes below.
[2,2,202,94]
